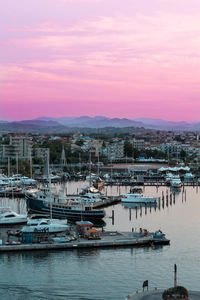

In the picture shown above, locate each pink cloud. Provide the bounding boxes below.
[1,2,200,121]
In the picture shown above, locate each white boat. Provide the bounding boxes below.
[27,217,68,226]
[86,173,98,181]
[165,173,174,185]
[170,175,182,188]
[81,193,102,203]
[21,219,69,233]
[0,208,27,225]
[19,176,37,186]
[121,193,158,203]
[184,172,194,182]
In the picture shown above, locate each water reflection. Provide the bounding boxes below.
[1,184,200,299]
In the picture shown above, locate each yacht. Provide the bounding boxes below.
[170,175,182,188]
[19,176,37,186]
[86,173,98,182]
[184,172,194,182]
[21,218,69,233]
[0,208,27,225]
[121,193,158,204]
[165,173,174,185]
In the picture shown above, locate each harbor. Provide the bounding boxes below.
[0,181,199,299]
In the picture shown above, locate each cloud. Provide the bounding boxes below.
[2,10,200,120]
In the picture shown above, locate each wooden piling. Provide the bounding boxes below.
[112,210,114,225]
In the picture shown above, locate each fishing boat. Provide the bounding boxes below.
[26,187,105,223]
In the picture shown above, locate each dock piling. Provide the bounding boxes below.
[112,210,115,225]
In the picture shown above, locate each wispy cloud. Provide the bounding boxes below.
[1,2,200,120]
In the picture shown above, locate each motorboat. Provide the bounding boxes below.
[165,173,174,185]
[184,172,194,182]
[86,173,98,181]
[21,218,69,233]
[0,208,27,225]
[121,193,158,203]
[19,176,37,186]
[27,216,68,226]
[170,175,182,188]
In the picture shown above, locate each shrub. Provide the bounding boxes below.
[162,286,188,299]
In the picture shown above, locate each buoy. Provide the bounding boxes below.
[155,287,158,291]
[136,290,139,294]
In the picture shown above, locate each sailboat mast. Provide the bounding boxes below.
[89,150,91,186]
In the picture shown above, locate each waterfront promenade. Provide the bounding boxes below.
[127,290,200,299]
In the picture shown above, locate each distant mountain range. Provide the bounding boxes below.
[1,116,200,132]
[34,116,200,130]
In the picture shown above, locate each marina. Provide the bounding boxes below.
[0,181,199,299]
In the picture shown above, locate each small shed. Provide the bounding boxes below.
[76,221,93,237]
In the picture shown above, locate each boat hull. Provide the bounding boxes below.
[26,194,105,223]
[121,197,158,203]
[0,218,27,225]
[21,225,68,233]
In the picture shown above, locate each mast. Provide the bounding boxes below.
[8,157,10,177]
[97,147,100,178]
[16,153,18,175]
[30,154,32,179]
[89,150,92,186]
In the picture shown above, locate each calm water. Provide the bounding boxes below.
[0,182,200,299]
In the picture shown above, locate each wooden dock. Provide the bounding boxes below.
[93,196,121,208]
[0,231,170,252]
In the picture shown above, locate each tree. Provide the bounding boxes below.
[180,149,186,160]
[124,141,133,157]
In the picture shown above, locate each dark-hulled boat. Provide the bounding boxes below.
[26,188,105,223]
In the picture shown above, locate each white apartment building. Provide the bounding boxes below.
[1,136,33,159]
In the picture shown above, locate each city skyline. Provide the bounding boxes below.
[1,0,200,121]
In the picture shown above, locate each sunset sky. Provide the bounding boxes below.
[1,0,200,121]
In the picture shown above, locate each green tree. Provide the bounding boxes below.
[124,141,133,157]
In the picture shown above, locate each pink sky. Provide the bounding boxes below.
[1,0,200,121]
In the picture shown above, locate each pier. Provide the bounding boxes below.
[93,196,121,208]
[0,231,169,252]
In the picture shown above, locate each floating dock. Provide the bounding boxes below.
[0,231,169,252]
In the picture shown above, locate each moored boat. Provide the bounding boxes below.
[121,193,158,204]
[0,208,27,225]
[26,187,105,223]
[170,175,182,188]
[21,219,69,233]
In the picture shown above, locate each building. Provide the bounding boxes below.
[132,138,145,150]
[1,136,33,159]
[32,148,49,160]
[103,141,124,160]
